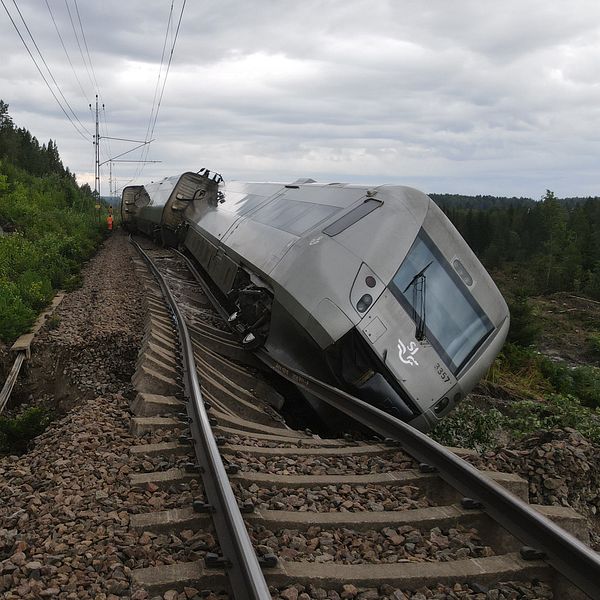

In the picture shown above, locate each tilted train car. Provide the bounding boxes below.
[123,171,509,432]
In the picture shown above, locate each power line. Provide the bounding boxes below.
[149,0,187,143]
[101,104,112,159]
[138,0,187,177]
[135,0,174,180]
[1,0,90,142]
[73,0,100,94]
[143,1,174,154]
[71,0,115,197]
[10,0,92,137]
[45,0,90,105]
[64,0,95,93]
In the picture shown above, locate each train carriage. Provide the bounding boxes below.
[124,172,509,432]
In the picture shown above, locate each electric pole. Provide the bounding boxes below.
[90,94,103,197]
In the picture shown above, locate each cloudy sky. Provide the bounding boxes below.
[1,0,600,198]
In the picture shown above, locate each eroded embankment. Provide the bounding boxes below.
[0,231,155,598]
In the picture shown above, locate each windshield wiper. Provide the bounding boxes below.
[402,260,433,293]
[403,261,432,341]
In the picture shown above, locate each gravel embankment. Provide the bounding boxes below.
[478,428,600,516]
[473,427,600,549]
[28,232,146,401]
[0,232,205,598]
[272,581,553,599]
[251,524,493,564]
[230,451,416,476]
[234,482,433,512]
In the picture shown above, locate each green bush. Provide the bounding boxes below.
[538,356,574,394]
[431,400,504,449]
[17,270,53,310]
[538,357,600,408]
[432,393,600,449]
[62,273,82,291]
[507,292,541,347]
[571,366,600,408]
[0,407,53,453]
[0,278,35,339]
[494,343,600,409]
[504,394,600,444]
[589,333,600,358]
[499,342,536,372]
[0,160,102,342]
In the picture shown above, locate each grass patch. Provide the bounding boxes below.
[589,332,600,358]
[0,407,53,454]
[504,394,600,443]
[0,162,103,342]
[431,401,504,449]
[431,394,600,449]
[46,314,60,330]
[485,343,600,408]
[433,341,600,449]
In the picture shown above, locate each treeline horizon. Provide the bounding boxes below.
[433,191,600,301]
[429,192,599,210]
[0,100,83,184]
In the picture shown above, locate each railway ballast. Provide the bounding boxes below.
[124,236,599,599]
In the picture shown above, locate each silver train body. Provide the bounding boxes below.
[122,171,509,432]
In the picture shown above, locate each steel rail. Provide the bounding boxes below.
[176,247,600,599]
[256,352,600,599]
[0,352,26,414]
[131,238,271,600]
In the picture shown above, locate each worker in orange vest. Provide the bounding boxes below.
[107,214,113,232]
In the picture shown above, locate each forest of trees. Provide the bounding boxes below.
[0,100,102,341]
[0,100,77,181]
[432,191,600,300]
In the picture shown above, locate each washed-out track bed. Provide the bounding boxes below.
[125,238,594,600]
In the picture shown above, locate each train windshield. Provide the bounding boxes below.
[389,230,493,374]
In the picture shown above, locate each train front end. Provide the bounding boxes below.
[348,190,509,432]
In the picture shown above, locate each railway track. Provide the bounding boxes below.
[126,236,600,600]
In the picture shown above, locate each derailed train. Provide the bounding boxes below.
[122,170,509,432]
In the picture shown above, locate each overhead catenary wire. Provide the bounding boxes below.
[1,0,90,142]
[137,0,187,178]
[134,0,175,180]
[68,0,114,197]
[143,1,174,152]
[64,0,95,95]
[73,0,100,94]
[9,0,92,138]
[149,0,186,145]
[45,0,91,105]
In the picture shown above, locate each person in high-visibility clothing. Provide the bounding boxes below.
[107,214,113,232]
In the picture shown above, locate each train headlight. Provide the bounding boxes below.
[433,396,450,415]
[356,294,373,313]
[452,259,473,286]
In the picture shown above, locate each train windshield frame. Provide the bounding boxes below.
[389,230,493,374]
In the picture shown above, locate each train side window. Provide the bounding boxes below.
[134,191,151,208]
[220,193,268,216]
[251,198,340,235]
[323,198,383,236]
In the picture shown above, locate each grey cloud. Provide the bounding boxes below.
[1,0,600,197]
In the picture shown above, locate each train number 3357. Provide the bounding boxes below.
[434,363,451,383]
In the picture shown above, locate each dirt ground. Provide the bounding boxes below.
[531,292,600,366]
[4,231,145,418]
